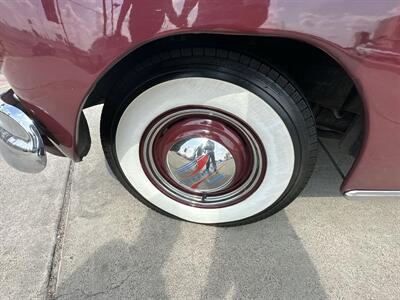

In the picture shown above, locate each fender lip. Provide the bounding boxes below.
[0,89,47,173]
[344,190,400,200]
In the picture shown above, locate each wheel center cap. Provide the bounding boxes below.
[166,137,236,193]
[140,107,265,207]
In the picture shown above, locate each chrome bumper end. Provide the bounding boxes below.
[0,90,46,173]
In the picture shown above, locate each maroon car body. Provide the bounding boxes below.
[0,0,399,194]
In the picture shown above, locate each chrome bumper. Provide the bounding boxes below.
[0,90,46,173]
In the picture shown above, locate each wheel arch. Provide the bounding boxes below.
[81,33,363,110]
[77,32,365,187]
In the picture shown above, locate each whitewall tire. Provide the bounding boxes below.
[100,48,317,225]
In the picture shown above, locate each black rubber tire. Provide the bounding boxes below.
[100,47,318,226]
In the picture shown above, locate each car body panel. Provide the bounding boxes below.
[0,0,399,192]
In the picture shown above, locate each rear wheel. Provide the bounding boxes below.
[101,48,317,225]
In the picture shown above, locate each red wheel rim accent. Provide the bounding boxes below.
[139,106,267,208]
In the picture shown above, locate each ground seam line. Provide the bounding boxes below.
[46,161,75,300]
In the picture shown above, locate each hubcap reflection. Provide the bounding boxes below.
[166,138,236,193]
[140,107,266,208]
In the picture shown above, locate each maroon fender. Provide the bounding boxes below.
[0,1,399,192]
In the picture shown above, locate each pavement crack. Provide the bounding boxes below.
[81,273,132,298]
[46,161,75,300]
[55,273,132,299]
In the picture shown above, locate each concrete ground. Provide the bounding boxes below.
[1,100,400,298]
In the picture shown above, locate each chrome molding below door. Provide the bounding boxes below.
[344,190,400,200]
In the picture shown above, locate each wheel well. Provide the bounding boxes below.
[83,33,363,161]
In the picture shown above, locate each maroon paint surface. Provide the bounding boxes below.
[0,1,399,192]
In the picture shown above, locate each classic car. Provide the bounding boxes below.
[0,0,399,225]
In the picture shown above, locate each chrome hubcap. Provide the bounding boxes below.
[166,137,236,193]
[140,107,266,208]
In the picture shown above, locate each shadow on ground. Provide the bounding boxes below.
[56,210,326,299]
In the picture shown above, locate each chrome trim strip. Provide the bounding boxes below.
[0,90,47,173]
[344,190,400,200]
